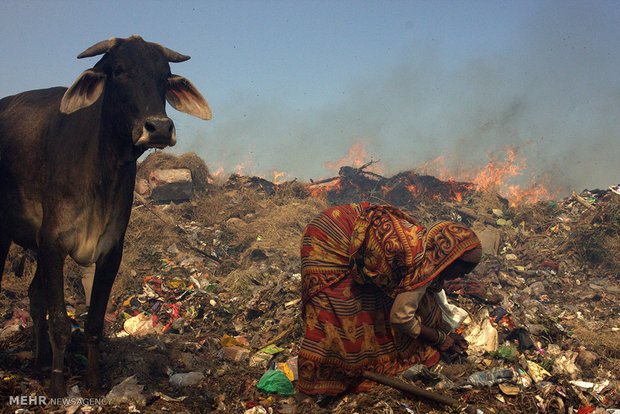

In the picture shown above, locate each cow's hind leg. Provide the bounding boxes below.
[85,240,123,391]
[28,263,52,368]
[38,247,71,397]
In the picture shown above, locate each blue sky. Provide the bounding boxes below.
[1,1,619,195]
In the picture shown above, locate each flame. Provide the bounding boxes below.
[234,162,246,174]
[447,181,469,202]
[308,179,342,199]
[325,142,367,170]
[470,148,525,192]
[324,142,382,175]
[231,153,260,177]
[308,141,381,199]
[505,175,560,206]
[309,142,559,206]
[272,170,287,185]
[418,146,560,205]
[207,166,226,184]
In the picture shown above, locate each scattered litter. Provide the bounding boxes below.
[256,370,296,396]
[169,371,204,387]
[499,383,521,395]
[525,360,551,383]
[105,375,146,406]
[2,152,619,413]
[467,367,514,386]
[124,312,165,336]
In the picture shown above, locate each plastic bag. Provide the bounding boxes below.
[169,371,204,387]
[468,367,514,386]
[105,375,146,406]
[435,289,469,331]
[256,370,295,396]
[491,344,517,361]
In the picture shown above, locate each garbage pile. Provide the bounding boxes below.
[308,160,475,206]
[0,152,618,414]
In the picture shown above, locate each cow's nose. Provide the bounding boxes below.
[141,117,176,147]
[144,118,174,137]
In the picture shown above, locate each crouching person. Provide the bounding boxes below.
[297,203,481,397]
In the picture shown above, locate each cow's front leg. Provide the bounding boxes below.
[85,240,123,391]
[0,235,11,289]
[38,247,70,398]
[28,264,52,369]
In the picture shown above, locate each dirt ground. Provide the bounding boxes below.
[1,153,618,413]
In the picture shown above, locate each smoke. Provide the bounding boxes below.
[178,2,620,194]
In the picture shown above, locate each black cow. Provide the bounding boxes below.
[0,35,211,396]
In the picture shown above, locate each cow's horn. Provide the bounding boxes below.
[159,45,191,63]
[77,38,120,59]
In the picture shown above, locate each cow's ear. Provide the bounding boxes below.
[166,75,212,120]
[60,70,106,114]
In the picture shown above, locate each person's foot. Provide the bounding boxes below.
[315,394,338,407]
[295,391,312,404]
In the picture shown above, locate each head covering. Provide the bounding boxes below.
[459,245,482,263]
[397,221,481,293]
[349,206,481,296]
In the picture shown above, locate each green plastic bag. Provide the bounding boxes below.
[493,344,517,361]
[257,370,296,396]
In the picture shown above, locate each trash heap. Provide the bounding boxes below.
[0,152,618,414]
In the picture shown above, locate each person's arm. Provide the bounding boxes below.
[418,325,453,351]
[390,287,461,351]
[390,287,427,338]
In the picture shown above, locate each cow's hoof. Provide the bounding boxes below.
[87,374,101,393]
[49,371,66,398]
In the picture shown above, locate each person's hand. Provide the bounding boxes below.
[448,332,468,352]
[437,331,453,351]
[437,332,468,352]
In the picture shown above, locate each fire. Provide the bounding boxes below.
[446,181,469,202]
[232,153,260,177]
[324,142,382,175]
[308,141,558,206]
[470,148,525,192]
[309,141,380,200]
[419,146,560,206]
[309,179,342,198]
[234,162,247,174]
[505,176,559,206]
[207,166,226,184]
[272,170,287,185]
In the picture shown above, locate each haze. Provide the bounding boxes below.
[1,1,619,196]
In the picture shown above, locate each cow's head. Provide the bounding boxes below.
[59,35,211,149]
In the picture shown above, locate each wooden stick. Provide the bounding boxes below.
[261,326,295,348]
[134,191,220,265]
[308,176,340,186]
[572,191,596,210]
[362,370,459,406]
[133,191,178,227]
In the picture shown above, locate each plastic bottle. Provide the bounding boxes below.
[169,371,204,387]
[467,367,514,386]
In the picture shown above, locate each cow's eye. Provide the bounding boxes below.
[113,66,124,76]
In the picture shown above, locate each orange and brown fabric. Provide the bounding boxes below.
[298,203,481,396]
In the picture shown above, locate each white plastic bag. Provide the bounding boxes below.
[435,289,469,331]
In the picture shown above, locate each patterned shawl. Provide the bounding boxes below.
[301,204,481,302]
[350,205,481,296]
